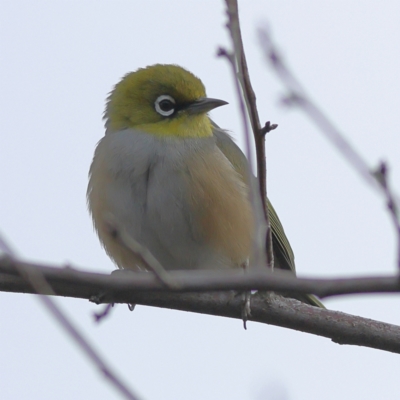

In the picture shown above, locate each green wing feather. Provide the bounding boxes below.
[212,123,324,308]
[268,198,325,308]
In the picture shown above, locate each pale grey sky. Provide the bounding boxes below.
[1,1,400,399]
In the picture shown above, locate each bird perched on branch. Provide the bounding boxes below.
[87,64,323,308]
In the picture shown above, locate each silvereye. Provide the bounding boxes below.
[87,64,323,308]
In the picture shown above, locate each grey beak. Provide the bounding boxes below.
[186,97,228,114]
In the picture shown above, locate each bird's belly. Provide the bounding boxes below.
[88,132,253,271]
[146,161,245,270]
[105,172,233,271]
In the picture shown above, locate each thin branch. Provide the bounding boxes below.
[37,295,140,400]
[0,236,140,400]
[222,0,274,268]
[260,121,278,136]
[105,215,178,288]
[257,28,400,255]
[216,47,268,269]
[2,259,400,354]
[225,0,266,197]
[3,257,400,299]
[373,162,400,271]
[0,231,17,255]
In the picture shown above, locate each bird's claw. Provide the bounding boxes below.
[241,291,252,330]
[93,303,114,323]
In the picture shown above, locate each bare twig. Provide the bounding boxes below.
[257,28,400,264]
[217,47,268,269]
[2,259,400,354]
[260,121,278,136]
[225,0,267,197]
[222,0,274,268]
[0,231,17,255]
[105,215,178,288]
[373,162,400,271]
[258,28,376,187]
[4,257,400,299]
[0,235,140,400]
[37,294,140,400]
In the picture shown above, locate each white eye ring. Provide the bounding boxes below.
[154,95,176,117]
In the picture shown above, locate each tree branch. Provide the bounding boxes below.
[0,245,139,400]
[223,0,274,268]
[3,257,400,354]
[3,257,400,298]
[257,27,400,273]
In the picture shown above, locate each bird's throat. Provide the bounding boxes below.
[135,114,213,138]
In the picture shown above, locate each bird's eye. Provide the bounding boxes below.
[155,95,176,117]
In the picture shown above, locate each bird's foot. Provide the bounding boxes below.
[111,269,137,311]
[90,269,137,320]
[239,259,252,329]
[93,303,114,323]
[241,291,252,330]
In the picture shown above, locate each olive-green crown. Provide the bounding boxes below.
[104,64,207,131]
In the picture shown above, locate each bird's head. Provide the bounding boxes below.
[104,64,227,138]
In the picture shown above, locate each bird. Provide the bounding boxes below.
[87,63,323,308]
